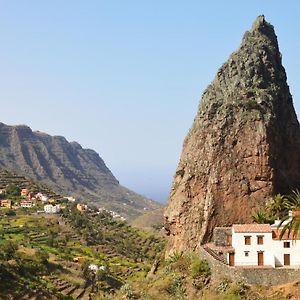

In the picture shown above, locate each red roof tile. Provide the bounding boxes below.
[272,228,300,240]
[233,224,272,233]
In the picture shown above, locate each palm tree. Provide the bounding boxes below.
[252,210,273,224]
[269,193,287,219]
[279,190,300,240]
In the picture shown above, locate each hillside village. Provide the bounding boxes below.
[0,169,128,222]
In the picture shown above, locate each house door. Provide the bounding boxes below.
[229,253,235,266]
[258,252,264,266]
[284,254,290,266]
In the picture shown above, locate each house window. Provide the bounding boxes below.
[244,251,249,257]
[257,236,264,245]
[244,236,251,245]
[284,242,290,248]
[226,235,232,246]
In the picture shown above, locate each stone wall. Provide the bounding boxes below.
[213,227,232,246]
[199,246,300,285]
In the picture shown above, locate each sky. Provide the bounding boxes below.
[0,1,300,203]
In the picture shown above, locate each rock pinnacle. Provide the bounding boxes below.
[164,16,300,256]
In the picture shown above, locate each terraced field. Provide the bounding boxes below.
[0,207,165,299]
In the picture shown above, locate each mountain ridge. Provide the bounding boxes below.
[0,121,160,219]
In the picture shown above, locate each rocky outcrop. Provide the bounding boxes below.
[0,122,160,219]
[164,16,300,255]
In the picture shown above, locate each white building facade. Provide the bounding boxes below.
[44,204,61,214]
[227,223,300,268]
[20,201,35,208]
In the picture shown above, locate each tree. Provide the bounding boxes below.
[0,240,18,261]
[252,210,274,224]
[6,184,21,197]
[36,250,49,265]
[279,190,300,240]
[5,209,16,216]
[269,194,287,219]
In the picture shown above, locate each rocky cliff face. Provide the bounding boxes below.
[164,16,300,255]
[0,122,160,219]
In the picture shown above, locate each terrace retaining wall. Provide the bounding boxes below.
[199,246,300,285]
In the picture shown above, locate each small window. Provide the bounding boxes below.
[284,242,290,248]
[245,236,251,245]
[244,251,249,257]
[226,235,232,246]
[257,236,264,245]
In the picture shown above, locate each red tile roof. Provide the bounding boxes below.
[272,228,300,240]
[233,224,272,233]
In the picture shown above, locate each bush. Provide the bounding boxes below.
[120,283,134,299]
[6,184,21,197]
[5,209,16,216]
[167,250,182,263]
[216,278,231,293]
[168,275,185,298]
[225,281,249,299]
[0,240,18,260]
[190,257,210,278]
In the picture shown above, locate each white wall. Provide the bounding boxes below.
[231,231,274,267]
[273,240,300,267]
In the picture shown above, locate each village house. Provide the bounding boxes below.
[73,256,85,263]
[204,213,300,268]
[88,264,106,273]
[27,192,35,200]
[48,198,56,204]
[0,199,12,209]
[21,188,29,197]
[41,195,49,202]
[77,203,87,212]
[35,193,49,202]
[20,200,35,208]
[65,196,76,202]
[44,204,61,214]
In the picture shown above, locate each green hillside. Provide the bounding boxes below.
[0,205,165,299]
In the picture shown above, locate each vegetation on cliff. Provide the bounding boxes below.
[252,191,300,239]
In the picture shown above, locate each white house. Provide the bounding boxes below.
[65,196,76,202]
[35,193,49,202]
[44,204,61,214]
[230,224,274,267]
[225,222,300,268]
[41,195,49,202]
[88,264,106,273]
[20,200,35,208]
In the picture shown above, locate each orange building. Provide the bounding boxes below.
[76,203,87,212]
[21,188,29,197]
[73,256,85,263]
[0,199,12,209]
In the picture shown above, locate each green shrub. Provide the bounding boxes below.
[225,281,249,299]
[216,278,231,293]
[190,257,210,278]
[6,184,21,197]
[171,255,190,272]
[5,209,16,216]
[168,250,182,263]
[120,283,134,299]
[168,275,185,299]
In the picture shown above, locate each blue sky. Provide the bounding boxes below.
[0,1,299,202]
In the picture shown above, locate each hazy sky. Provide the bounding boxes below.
[1,1,300,203]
